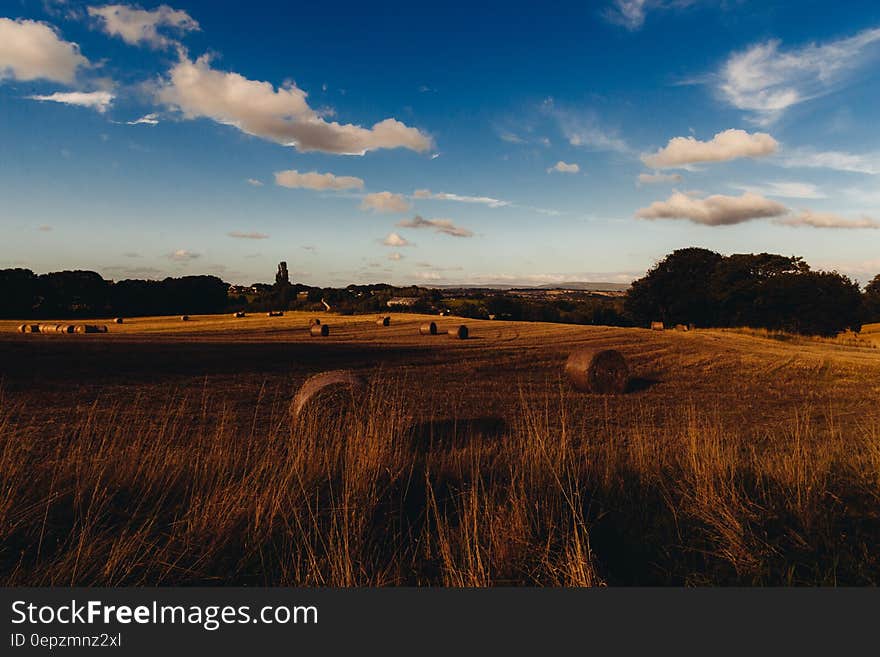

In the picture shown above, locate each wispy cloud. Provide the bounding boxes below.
[167,249,200,261]
[777,148,880,175]
[227,231,269,239]
[603,0,698,31]
[28,90,114,113]
[412,189,510,208]
[543,99,629,153]
[127,112,159,125]
[718,27,880,124]
[397,215,474,237]
[387,252,404,261]
[730,181,825,199]
[246,178,264,187]
[638,172,683,185]
[775,210,879,229]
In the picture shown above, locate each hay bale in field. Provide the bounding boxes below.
[448,325,469,339]
[181,315,190,321]
[376,316,390,327]
[310,318,321,326]
[310,324,330,337]
[564,348,629,395]
[37,324,56,333]
[650,321,664,331]
[291,369,368,419]
[55,324,68,333]
[674,324,689,332]
[17,324,28,333]
[419,321,438,335]
[72,324,105,334]
[233,311,246,318]
[114,317,124,324]
[60,324,75,333]
[267,311,284,317]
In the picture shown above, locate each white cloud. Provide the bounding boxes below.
[167,249,200,261]
[604,0,697,30]
[382,232,411,247]
[127,112,159,125]
[0,18,90,84]
[227,231,270,239]
[636,191,788,226]
[412,189,509,208]
[558,114,628,152]
[361,191,411,213]
[87,4,199,49]
[778,148,880,175]
[28,90,114,113]
[730,181,825,199]
[719,28,880,124]
[641,129,778,169]
[157,54,432,155]
[638,172,683,185]
[397,215,474,237]
[775,210,879,229]
[387,252,404,261]
[275,169,364,191]
[246,178,264,186]
[547,161,580,174]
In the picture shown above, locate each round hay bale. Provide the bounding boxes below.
[55,324,68,333]
[73,324,86,334]
[448,325,469,339]
[310,324,329,337]
[267,311,284,317]
[419,322,437,335]
[376,316,390,327]
[233,311,246,318]
[310,318,321,326]
[114,317,124,324]
[291,369,368,420]
[650,321,664,331]
[17,324,28,333]
[564,348,629,395]
[97,325,108,333]
[674,324,689,332]
[181,315,189,321]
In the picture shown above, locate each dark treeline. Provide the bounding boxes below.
[0,269,228,319]
[625,248,880,336]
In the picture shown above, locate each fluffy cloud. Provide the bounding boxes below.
[641,129,778,169]
[638,172,683,185]
[227,231,269,239]
[157,54,432,155]
[636,191,788,226]
[246,178,264,186]
[397,215,474,237]
[275,169,364,191]
[412,189,509,208]
[775,210,879,229]
[730,181,825,199]
[547,161,580,174]
[87,4,199,49]
[778,148,880,175]
[28,90,114,113]
[167,249,200,261]
[361,191,411,213]
[127,113,159,125]
[382,232,411,247]
[0,18,90,84]
[719,28,880,124]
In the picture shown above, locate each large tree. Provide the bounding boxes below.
[864,274,880,323]
[624,247,724,327]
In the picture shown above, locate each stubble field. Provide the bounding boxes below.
[2,312,879,585]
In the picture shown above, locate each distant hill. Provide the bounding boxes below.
[424,281,630,291]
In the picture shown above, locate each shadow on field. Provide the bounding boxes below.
[407,417,508,453]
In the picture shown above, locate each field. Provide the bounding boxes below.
[2,312,880,585]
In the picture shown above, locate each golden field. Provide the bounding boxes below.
[1,312,880,585]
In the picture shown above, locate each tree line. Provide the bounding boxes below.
[0,269,228,319]
[625,248,880,336]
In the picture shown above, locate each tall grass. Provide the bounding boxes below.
[1,377,878,586]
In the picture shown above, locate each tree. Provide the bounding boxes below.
[864,274,880,323]
[624,248,724,327]
[757,270,863,336]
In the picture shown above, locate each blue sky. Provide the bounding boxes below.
[2,0,880,286]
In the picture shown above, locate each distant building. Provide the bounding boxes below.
[387,297,419,308]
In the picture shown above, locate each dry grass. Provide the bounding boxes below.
[1,315,880,585]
